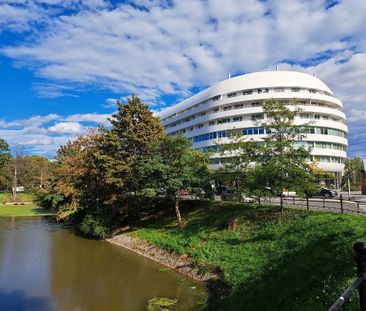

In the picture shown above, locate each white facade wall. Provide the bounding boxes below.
[158,71,348,174]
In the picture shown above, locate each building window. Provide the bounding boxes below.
[218,118,230,124]
[227,92,236,98]
[251,102,261,107]
[251,113,263,121]
[243,90,253,95]
[233,116,242,122]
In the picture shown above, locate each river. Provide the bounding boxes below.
[0,217,207,311]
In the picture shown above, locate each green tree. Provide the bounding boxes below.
[99,95,164,192]
[18,155,50,190]
[215,132,258,199]
[342,157,363,191]
[251,100,317,206]
[137,135,211,227]
[0,138,10,170]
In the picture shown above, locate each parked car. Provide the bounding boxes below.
[220,188,254,202]
[315,188,338,198]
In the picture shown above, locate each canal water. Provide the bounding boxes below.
[0,217,207,311]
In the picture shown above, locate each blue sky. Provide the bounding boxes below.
[0,0,365,158]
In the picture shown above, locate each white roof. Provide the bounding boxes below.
[158,70,334,119]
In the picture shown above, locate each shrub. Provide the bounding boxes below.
[34,191,64,210]
[80,214,111,239]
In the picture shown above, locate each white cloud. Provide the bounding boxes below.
[2,0,365,104]
[0,0,366,157]
[0,113,108,157]
[64,113,111,125]
[48,121,84,134]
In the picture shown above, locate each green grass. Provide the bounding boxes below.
[0,192,35,204]
[0,204,55,217]
[129,201,366,311]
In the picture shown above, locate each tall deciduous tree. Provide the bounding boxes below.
[251,101,317,205]
[137,135,211,227]
[215,132,258,197]
[54,130,107,213]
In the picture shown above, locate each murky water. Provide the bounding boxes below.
[0,217,207,311]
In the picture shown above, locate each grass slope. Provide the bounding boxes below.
[0,204,55,217]
[129,201,366,311]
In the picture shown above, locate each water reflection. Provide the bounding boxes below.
[0,218,206,311]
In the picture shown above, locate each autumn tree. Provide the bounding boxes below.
[54,130,108,213]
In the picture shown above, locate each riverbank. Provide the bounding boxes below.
[0,204,55,217]
[109,201,366,311]
[108,233,220,283]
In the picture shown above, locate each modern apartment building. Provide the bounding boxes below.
[158,71,348,188]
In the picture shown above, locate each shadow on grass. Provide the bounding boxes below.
[131,202,366,310]
[215,217,362,311]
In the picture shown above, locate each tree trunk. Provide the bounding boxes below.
[12,165,17,202]
[174,197,183,228]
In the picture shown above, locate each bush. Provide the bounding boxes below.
[80,214,111,239]
[34,191,64,210]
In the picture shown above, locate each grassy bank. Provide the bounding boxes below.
[128,201,366,310]
[0,204,55,217]
[0,192,35,203]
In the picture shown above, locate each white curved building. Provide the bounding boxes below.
[158,71,348,187]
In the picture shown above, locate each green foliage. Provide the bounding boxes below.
[0,138,10,170]
[137,135,211,226]
[0,153,51,192]
[138,135,210,197]
[216,133,257,196]
[342,157,364,190]
[99,95,165,190]
[249,100,317,197]
[146,297,178,311]
[34,191,64,210]
[80,213,111,239]
[131,201,366,311]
